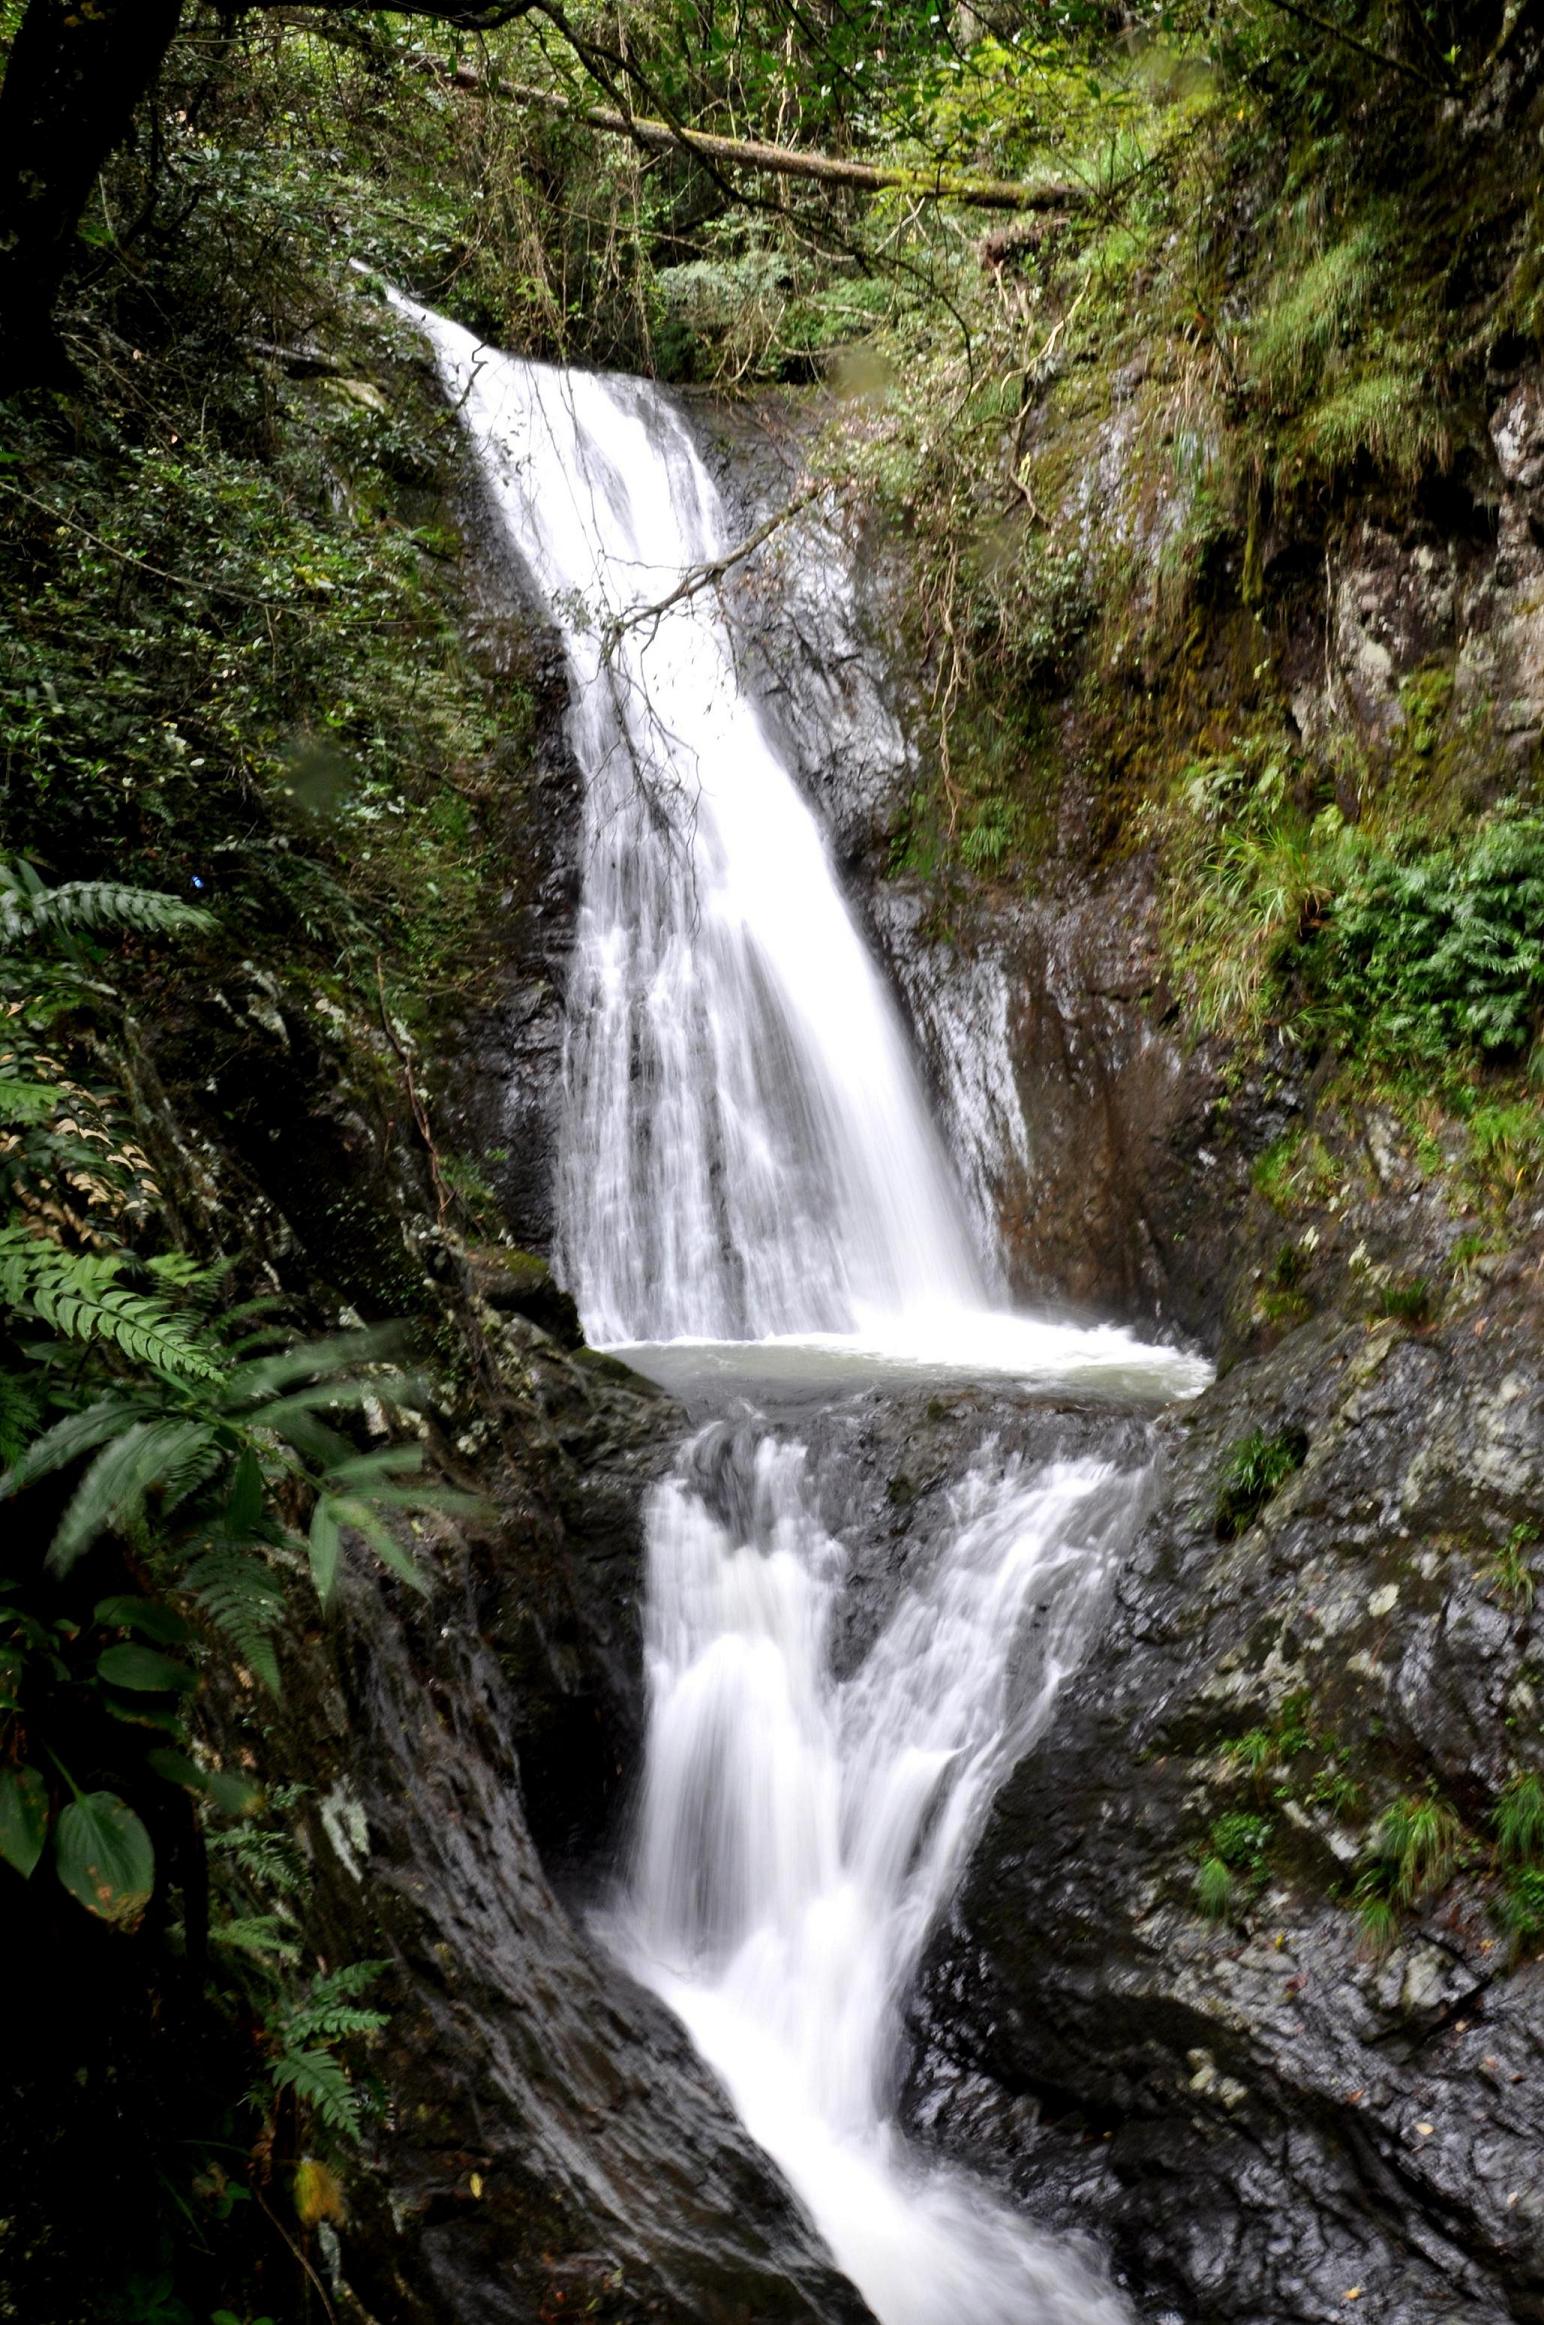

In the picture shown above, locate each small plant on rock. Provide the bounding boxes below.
[1488,1524,1539,1614]
[1353,1788,1464,1951]
[1214,1428,1308,1541]
[1195,1856,1235,1920]
[1499,1866,1544,1958]
[1495,1771,1544,1866]
[1378,1273,1432,1326]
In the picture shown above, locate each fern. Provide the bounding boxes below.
[0,1230,223,1383]
[0,1371,44,1468]
[282,1960,389,2045]
[268,2046,367,2142]
[0,864,213,950]
[267,1961,389,2142]
[0,1389,158,1499]
[210,1913,302,1965]
[47,1418,224,1575]
[185,1546,287,1694]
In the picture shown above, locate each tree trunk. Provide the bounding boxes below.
[0,0,185,385]
[503,82,1083,213]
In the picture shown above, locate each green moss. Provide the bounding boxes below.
[1253,1131,1341,1214]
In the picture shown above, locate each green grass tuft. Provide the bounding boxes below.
[1214,1429,1308,1541]
[1496,1772,1544,1865]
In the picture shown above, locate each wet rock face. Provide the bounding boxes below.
[435,493,586,1258]
[873,869,1254,1340]
[282,1532,873,2325]
[908,1242,1544,2325]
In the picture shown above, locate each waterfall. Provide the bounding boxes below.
[612,1428,1142,2325]
[398,291,1208,2325]
[393,292,983,1344]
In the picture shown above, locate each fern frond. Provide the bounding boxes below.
[268,2045,364,2141]
[225,1326,407,1405]
[47,1417,221,1573]
[211,1913,302,1964]
[332,1499,429,1597]
[0,1230,224,1383]
[185,1545,286,1693]
[0,876,214,949]
[0,1390,152,1499]
[0,1371,45,1469]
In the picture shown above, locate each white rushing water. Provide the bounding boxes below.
[612,1430,1142,2325]
[393,291,982,1345]
[395,291,1207,2322]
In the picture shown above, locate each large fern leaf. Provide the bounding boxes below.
[0,1230,224,1383]
[0,875,214,949]
[47,1417,222,1573]
[185,1545,286,1693]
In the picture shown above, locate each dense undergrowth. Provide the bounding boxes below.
[1,1,1542,2316]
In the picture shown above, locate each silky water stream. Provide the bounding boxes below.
[397,291,1207,2323]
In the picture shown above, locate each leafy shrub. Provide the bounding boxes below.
[1313,819,1544,1066]
[1215,1428,1308,1540]
[1210,1810,1274,1873]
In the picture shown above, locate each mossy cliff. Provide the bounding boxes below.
[2,6,1542,2323]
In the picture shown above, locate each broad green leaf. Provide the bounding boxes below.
[95,1595,192,1645]
[0,1764,49,1876]
[97,1642,197,1693]
[334,1499,429,1595]
[308,1497,341,1607]
[102,1695,184,1734]
[226,1444,265,1538]
[55,1791,154,1927]
[146,1747,261,1815]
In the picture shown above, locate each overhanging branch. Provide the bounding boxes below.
[499,80,1083,214]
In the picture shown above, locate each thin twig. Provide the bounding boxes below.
[600,479,832,654]
[375,956,452,1227]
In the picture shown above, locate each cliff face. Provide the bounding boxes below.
[663,299,1544,2321]
[910,1246,1544,2325]
[35,233,1534,2325]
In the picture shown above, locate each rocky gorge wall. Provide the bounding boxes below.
[640,358,1544,2323]
[217,307,1544,2325]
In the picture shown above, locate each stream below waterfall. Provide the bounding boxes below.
[397,289,1209,2325]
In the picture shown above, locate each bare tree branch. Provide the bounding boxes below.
[601,479,834,656]
[500,80,1084,213]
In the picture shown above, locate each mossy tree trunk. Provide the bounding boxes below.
[0,0,544,384]
[0,0,184,385]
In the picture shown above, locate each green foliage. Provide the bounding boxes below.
[1377,1274,1432,1325]
[1252,1131,1340,1214]
[0,861,213,950]
[1354,1790,1463,1949]
[53,1788,156,1929]
[264,1961,389,2143]
[1214,1428,1307,1540]
[1488,1523,1539,1614]
[1210,1810,1274,1876]
[1467,1103,1544,1200]
[0,1230,224,1385]
[1251,219,1388,404]
[1499,1866,1544,1956]
[1313,820,1544,1066]
[1195,1855,1235,1919]
[1495,1771,1544,1865]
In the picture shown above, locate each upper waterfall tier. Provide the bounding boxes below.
[394,294,986,1344]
